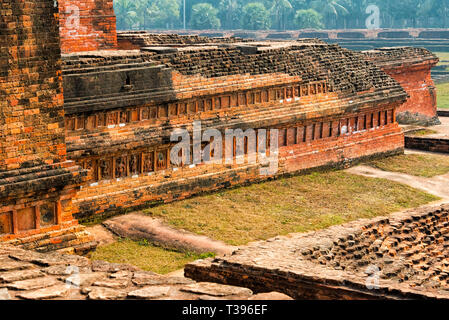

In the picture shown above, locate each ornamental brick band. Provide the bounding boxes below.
[185,204,449,300]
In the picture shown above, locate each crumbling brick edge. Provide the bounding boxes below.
[185,203,449,300]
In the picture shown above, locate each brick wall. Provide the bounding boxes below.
[58,0,117,53]
[0,0,94,252]
[59,43,407,222]
[382,62,439,125]
[365,48,440,126]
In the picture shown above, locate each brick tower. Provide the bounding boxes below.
[58,0,118,53]
[0,0,96,253]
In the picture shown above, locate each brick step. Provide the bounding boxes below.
[6,226,97,255]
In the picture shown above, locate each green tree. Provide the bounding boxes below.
[190,3,221,29]
[310,0,349,28]
[112,0,449,31]
[294,9,324,29]
[269,0,293,30]
[146,0,181,29]
[242,3,271,30]
[114,0,138,30]
[219,0,241,29]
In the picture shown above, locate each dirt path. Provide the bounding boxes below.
[102,213,237,255]
[86,225,116,246]
[346,165,449,200]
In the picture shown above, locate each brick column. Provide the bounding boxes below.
[0,0,95,253]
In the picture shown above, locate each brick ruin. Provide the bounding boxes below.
[0,0,96,253]
[186,204,449,300]
[0,244,282,300]
[116,32,441,126]
[364,47,440,126]
[0,1,441,255]
[62,41,407,224]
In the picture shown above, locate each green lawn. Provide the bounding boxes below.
[434,52,449,68]
[436,82,449,109]
[434,52,449,109]
[89,238,214,274]
[368,154,449,178]
[407,129,438,136]
[142,170,438,246]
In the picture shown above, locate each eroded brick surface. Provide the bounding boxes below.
[186,204,449,300]
[58,0,117,53]
[0,244,281,300]
[60,40,408,222]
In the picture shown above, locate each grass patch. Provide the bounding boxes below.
[435,52,449,109]
[143,170,438,246]
[436,82,449,109]
[368,153,449,178]
[88,238,215,274]
[407,129,438,136]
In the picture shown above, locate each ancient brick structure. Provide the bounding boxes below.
[0,0,95,253]
[2,1,437,251]
[186,204,449,300]
[60,38,408,222]
[405,136,449,153]
[364,47,440,126]
[58,0,117,53]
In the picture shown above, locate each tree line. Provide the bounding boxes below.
[114,0,449,31]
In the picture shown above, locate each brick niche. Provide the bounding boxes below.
[365,48,440,126]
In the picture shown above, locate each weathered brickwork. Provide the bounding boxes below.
[58,0,117,53]
[0,244,290,300]
[365,47,440,126]
[1,1,436,252]
[117,32,243,50]
[0,0,95,252]
[186,205,449,300]
[58,40,408,221]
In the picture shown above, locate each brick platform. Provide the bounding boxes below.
[405,137,449,153]
[186,204,449,300]
[0,0,95,252]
